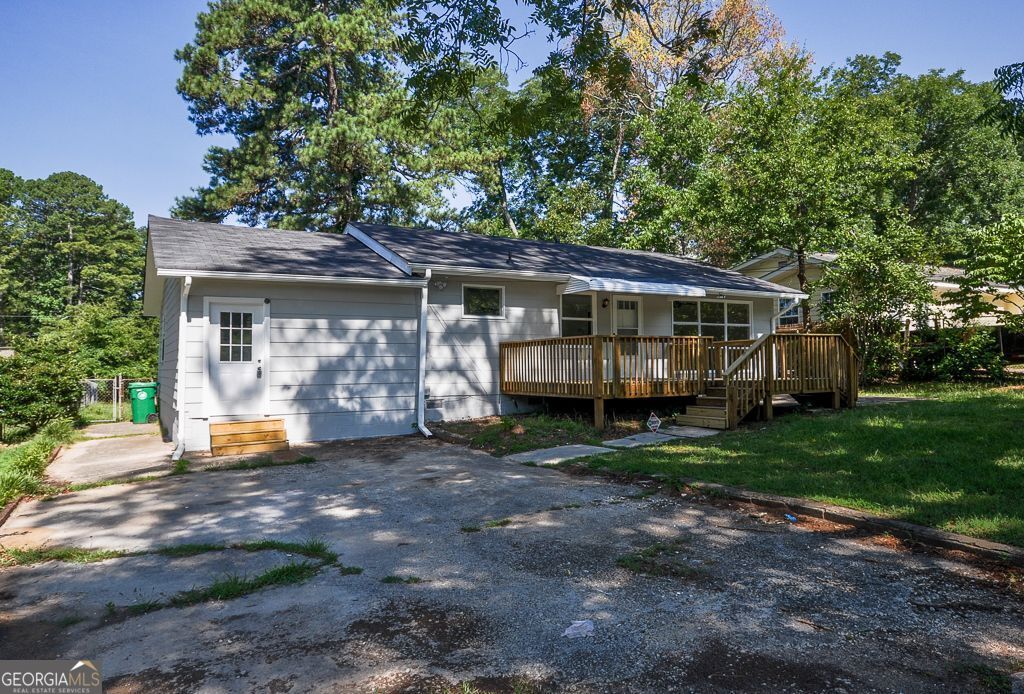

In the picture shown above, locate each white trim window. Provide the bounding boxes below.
[462,284,505,318]
[779,298,802,327]
[560,294,594,336]
[673,300,752,340]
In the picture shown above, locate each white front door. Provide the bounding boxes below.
[613,296,641,336]
[207,301,267,417]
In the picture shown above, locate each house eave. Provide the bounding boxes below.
[155,268,428,288]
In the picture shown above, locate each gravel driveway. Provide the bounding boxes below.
[1,436,1021,692]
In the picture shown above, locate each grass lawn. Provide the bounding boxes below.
[0,420,74,507]
[571,383,1024,547]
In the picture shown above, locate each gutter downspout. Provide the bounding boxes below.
[416,269,432,438]
[172,275,193,460]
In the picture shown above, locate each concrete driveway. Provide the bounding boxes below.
[1,437,1021,692]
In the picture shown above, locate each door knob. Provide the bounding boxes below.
[257,359,263,378]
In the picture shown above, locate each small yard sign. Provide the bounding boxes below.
[646,412,662,433]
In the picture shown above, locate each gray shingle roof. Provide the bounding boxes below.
[147,216,410,280]
[351,222,797,295]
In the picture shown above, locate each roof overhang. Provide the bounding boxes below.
[141,239,162,317]
[562,276,706,297]
[155,268,428,287]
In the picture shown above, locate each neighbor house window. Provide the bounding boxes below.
[219,311,253,362]
[561,294,594,336]
[672,300,751,340]
[463,285,504,318]
[779,298,802,326]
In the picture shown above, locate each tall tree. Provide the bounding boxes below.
[0,170,143,339]
[174,0,461,230]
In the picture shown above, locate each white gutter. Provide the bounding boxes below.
[172,275,193,461]
[157,269,426,287]
[416,269,432,438]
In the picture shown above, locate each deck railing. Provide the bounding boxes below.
[499,332,858,428]
[499,335,713,400]
[723,333,859,427]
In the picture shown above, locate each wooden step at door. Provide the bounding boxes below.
[704,387,727,398]
[694,396,727,407]
[210,419,289,457]
[686,405,728,418]
[674,413,729,429]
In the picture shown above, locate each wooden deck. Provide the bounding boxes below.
[499,333,858,429]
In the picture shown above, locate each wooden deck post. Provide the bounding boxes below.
[592,335,605,430]
[763,334,774,421]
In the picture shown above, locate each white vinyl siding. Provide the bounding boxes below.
[424,277,559,421]
[181,279,419,452]
[158,277,180,440]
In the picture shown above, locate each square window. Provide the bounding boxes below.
[562,295,593,319]
[231,346,241,361]
[562,319,592,337]
[728,325,751,340]
[463,286,503,317]
[702,324,726,341]
[727,303,750,324]
[220,346,230,361]
[242,346,252,361]
[220,311,230,327]
[673,301,698,322]
[243,313,252,328]
[700,301,724,323]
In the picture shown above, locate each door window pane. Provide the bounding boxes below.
[218,311,254,362]
[616,299,640,335]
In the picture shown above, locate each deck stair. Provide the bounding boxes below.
[675,380,730,429]
[210,418,289,457]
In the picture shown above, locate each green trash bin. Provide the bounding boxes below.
[128,381,158,424]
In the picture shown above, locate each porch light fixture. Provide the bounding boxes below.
[432,277,448,290]
[602,298,610,308]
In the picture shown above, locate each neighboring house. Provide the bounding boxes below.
[732,248,1024,330]
[144,217,856,455]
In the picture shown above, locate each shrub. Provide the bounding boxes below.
[0,420,74,506]
[0,353,82,438]
[904,328,1006,381]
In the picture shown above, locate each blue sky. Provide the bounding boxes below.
[1,0,1021,226]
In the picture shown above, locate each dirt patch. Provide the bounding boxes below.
[104,662,209,693]
[346,600,488,665]
[674,639,859,691]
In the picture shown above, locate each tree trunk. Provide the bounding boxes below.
[496,161,518,237]
[604,120,626,220]
[796,245,810,332]
[67,222,76,307]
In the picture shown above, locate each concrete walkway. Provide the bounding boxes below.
[47,424,173,484]
[506,425,722,465]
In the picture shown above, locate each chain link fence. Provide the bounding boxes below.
[80,376,153,423]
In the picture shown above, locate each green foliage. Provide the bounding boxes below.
[905,329,1006,382]
[952,216,1024,331]
[0,420,74,506]
[21,301,157,379]
[0,352,82,437]
[0,169,144,340]
[174,0,460,230]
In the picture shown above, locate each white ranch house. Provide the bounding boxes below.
[144,217,857,457]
